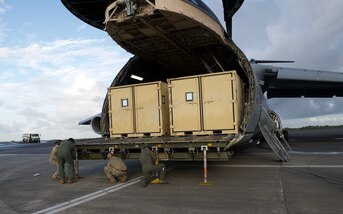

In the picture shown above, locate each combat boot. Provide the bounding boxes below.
[109,178,116,184]
[140,178,148,187]
[119,175,127,183]
[67,179,75,184]
[159,180,169,184]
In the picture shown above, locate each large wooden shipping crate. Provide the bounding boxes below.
[168,71,243,136]
[108,81,169,138]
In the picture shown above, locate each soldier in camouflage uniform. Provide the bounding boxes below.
[104,153,127,183]
[139,144,167,187]
[49,140,61,180]
[57,138,77,184]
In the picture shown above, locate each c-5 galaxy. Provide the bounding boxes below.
[61,0,343,162]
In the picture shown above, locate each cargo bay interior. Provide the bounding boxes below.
[101,7,251,136]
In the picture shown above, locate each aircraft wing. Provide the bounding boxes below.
[252,64,343,98]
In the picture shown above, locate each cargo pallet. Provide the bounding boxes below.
[111,132,168,138]
[171,130,239,136]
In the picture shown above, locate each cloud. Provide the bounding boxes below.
[18,108,48,118]
[0,38,131,141]
[0,70,14,80]
[0,0,10,14]
[0,0,10,43]
[231,0,343,128]
[76,23,87,32]
[283,114,343,128]
[242,0,343,72]
[269,98,343,120]
[309,115,343,124]
[205,0,343,71]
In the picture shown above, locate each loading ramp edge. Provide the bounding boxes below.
[75,135,236,160]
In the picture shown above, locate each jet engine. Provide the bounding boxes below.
[79,113,102,135]
[90,115,102,135]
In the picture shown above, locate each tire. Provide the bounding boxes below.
[283,130,289,141]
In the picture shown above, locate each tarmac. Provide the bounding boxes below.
[0,128,342,214]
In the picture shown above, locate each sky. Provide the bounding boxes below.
[0,0,342,141]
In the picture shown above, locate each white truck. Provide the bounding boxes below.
[22,134,40,143]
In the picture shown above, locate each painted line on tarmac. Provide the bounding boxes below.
[33,165,178,214]
[207,164,343,168]
[0,154,47,156]
[289,151,343,155]
[33,177,142,214]
[245,151,343,155]
[0,154,16,157]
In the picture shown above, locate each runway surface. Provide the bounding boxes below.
[0,128,342,214]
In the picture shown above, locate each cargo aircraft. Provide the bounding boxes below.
[61,0,343,162]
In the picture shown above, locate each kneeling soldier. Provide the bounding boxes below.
[104,152,127,183]
[49,140,61,180]
[139,144,167,187]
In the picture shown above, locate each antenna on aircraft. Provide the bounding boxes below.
[250,59,295,64]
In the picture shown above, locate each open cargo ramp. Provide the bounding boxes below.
[75,135,235,161]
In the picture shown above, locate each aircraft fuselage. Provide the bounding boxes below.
[63,0,290,161]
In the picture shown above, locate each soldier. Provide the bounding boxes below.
[49,140,61,180]
[104,152,127,183]
[57,138,77,184]
[139,144,167,187]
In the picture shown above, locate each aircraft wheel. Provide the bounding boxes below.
[282,130,289,141]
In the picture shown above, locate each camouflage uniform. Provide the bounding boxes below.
[57,139,76,183]
[139,148,165,187]
[104,155,127,183]
[49,144,59,180]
